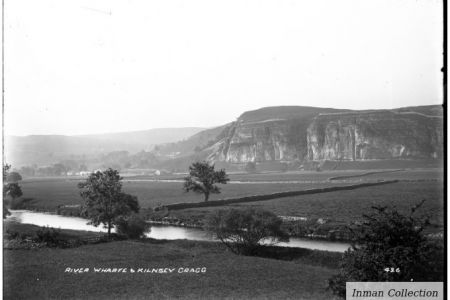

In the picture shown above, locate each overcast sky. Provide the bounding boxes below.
[5,0,443,136]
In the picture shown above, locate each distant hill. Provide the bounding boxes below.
[5,127,205,167]
[157,124,232,156]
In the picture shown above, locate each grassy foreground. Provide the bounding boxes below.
[4,231,341,299]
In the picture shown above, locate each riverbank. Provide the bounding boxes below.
[6,211,352,252]
[7,200,443,244]
[8,206,356,243]
[4,222,342,299]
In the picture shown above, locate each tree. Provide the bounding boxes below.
[6,183,23,200]
[3,164,11,219]
[183,161,229,202]
[78,168,140,237]
[328,201,444,298]
[6,171,22,182]
[205,208,289,255]
[3,164,11,182]
[3,164,23,218]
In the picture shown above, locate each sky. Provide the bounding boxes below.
[4,0,444,136]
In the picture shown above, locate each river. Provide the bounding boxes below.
[6,210,351,252]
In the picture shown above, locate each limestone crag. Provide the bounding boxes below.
[204,106,443,163]
[208,119,300,163]
[307,111,443,161]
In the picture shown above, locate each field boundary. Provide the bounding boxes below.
[159,180,399,211]
[328,169,404,181]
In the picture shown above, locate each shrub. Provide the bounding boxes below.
[6,229,20,240]
[34,226,63,247]
[10,197,35,210]
[328,201,444,298]
[116,214,151,239]
[205,208,289,255]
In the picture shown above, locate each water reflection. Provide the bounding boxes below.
[7,210,350,252]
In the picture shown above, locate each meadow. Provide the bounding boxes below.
[18,177,351,211]
[3,224,341,300]
[177,181,443,224]
[229,168,443,182]
[15,168,444,230]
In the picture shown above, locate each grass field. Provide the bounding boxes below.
[18,178,350,210]
[177,181,443,225]
[243,180,444,224]
[229,169,443,182]
[3,229,341,299]
[15,168,444,229]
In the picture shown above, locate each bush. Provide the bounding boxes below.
[116,214,151,239]
[205,208,289,255]
[10,197,35,210]
[6,229,20,240]
[34,226,63,247]
[328,201,444,298]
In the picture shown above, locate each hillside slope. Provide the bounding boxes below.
[5,127,205,167]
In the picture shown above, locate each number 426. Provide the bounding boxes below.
[384,267,400,273]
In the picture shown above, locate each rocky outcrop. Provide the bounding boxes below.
[206,106,349,163]
[204,106,443,163]
[208,118,311,163]
[307,111,443,161]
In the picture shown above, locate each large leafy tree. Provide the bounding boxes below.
[183,161,229,202]
[328,201,444,298]
[205,208,289,255]
[78,168,139,237]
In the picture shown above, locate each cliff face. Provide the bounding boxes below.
[204,106,443,163]
[208,119,310,163]
[206,106,349,163]
[307,111,443,161]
